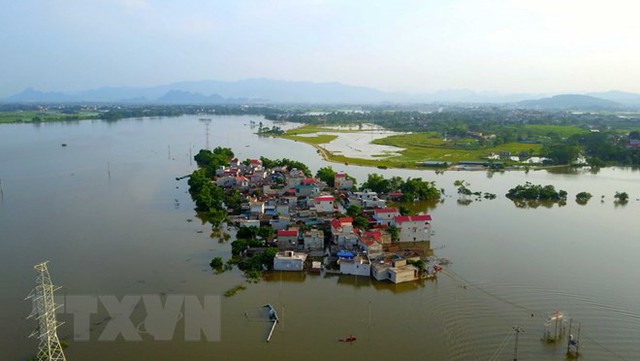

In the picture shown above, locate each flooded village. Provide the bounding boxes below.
[212,156,444,284]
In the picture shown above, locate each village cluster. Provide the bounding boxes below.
[214,158,442,284]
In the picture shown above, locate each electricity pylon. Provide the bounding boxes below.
[26,261,67,361]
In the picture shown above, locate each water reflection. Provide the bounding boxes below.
[510,199,566,209]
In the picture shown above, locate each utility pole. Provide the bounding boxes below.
[513,326,524,361]
[0,177,4,197]
[26,261,67,361]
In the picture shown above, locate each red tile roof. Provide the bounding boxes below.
[364,231,382,241]
[314,196,334,202]
[335,173,346,178]
[330,217,353,230]
[277,230,298,237]
[302,178,317,185]
[395,215,432,223]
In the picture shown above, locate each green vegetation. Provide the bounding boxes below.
[372,133,542,163]
[575,192,593,205]
[614,191,629,205]
[506,182,567,201]
[360,173,441,202]
[0,103,287,123]
[259,156,312,176]
[224,284,247,297]
[506,182,568,208]
[0,110,98,123]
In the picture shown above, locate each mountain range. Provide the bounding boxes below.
[3,79,640,109]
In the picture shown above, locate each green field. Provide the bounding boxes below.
[0,111,98,123]
[278,125,544,169]
[280,133,338,145]
[516,124,589,138]
[372,133,542,162]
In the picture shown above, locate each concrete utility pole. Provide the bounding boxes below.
[26,261,67,361]
[513,326,524,361]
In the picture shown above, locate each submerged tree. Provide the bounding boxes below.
[575,191,593,205]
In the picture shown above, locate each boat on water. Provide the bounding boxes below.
[339,335,357,343]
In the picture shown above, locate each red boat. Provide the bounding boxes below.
[339,335,357,342]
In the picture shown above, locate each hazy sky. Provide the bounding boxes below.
[1,0,639,97]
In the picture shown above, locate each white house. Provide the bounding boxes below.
[334,173,354,190]
[286,169,306,188]
[373,208,400,227]
[249,201,265,217]
[273,251,307,271]
[303,229,324,251]
[314,195,335,214]
[331,217,358,247]
[295,184,320,198]
[339,254,371,277]
[394,215,432,243]
[351,191,385,209]
[371,258,418,283]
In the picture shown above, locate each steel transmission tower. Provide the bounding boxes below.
[26,261,67,361]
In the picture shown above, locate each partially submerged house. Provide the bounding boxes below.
[371,257,419,284]
[273,251,307,271]
[395,214,432,244]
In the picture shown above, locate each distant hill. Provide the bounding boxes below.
[587,90,640,105]
[156,90,225,104]
[2,79,396,104]
[3,80,640,106]
[518,94,620,110]
[5,88,74,103]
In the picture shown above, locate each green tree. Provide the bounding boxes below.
[388,225,400,242]
[210,257,224,270]
[400,178,441,202]
[614,191,629,204]
[388,176,404,192]
[352,215,369,230]
[258,226,275,241]
[237,226,259,240]
[575,191,592,205]
[316,166,336,187]
[346,204,362,218]
[361,173,390,193]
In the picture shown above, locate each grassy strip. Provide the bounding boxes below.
[280,133,338,145]
[224,284,247,297]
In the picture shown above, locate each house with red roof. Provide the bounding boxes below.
[330,217,358,247]
[248,159,263,171]
[394,214,432,244]
[359,231,383,257]
[373,208,400,226]
[277,229,299,250]
[313,195,335,214]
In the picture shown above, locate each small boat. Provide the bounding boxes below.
[339,335,357,342]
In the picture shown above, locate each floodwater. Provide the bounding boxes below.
[1,115,639,360]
